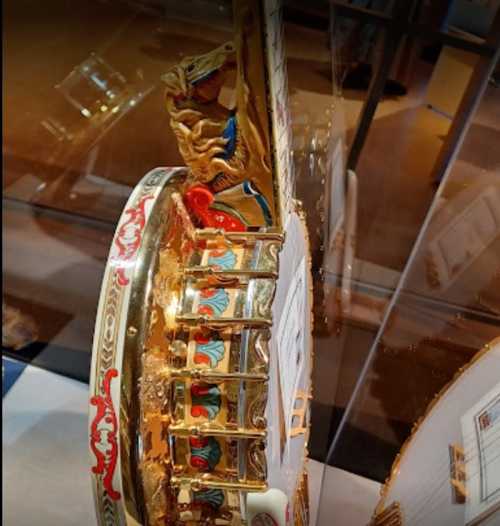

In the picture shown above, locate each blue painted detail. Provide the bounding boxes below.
[242,180,273,226]
[2,357,28,398]
[218,114,237,160]
[190,436,222,471]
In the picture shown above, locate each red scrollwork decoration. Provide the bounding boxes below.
[114,194,154,286]
[90,368,121,501]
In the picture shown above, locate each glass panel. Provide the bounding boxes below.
[317,2,500,522]
[2,0,233,380]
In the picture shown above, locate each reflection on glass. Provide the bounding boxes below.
[323,46,500,483]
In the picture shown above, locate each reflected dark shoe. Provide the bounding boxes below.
[342,63,372,90]
[384,79,407,96]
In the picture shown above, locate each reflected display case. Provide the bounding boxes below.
[3,0,500,525]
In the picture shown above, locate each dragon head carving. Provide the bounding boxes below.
[162,41,236,104]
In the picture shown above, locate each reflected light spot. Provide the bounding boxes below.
[165,295,179,330]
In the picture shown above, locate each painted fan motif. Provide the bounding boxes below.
[207,248,237,270]
[194,332,225,368]
[198,288,230,317]
[191,383,222,420]
[189,436,222,471]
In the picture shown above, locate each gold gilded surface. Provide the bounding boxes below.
[138,224,281,524]
[97,1,312,525]
[161,3,277,227]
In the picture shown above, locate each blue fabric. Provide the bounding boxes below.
[2,357,28,397]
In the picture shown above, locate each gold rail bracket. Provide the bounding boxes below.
[449,444,467,504]
[167,367,268,383]
[170,475,267,493]
[169,423,267,439]
[370,501,403,526]
[290,390,310,438]
[195,229,284,244]
[176,314,272,329]
[184,267,278,280]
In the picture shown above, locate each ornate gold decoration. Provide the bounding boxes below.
[90,1,313,524]
[162,24,277,227]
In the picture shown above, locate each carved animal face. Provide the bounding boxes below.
[162,41,236,103]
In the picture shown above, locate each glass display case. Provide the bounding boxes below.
[3,1,500,525]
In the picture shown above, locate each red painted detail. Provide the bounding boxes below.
[90,368,121,501]
[189,435,212,470]
[114,194,154,286]
[190,456,210,470]
[198,305,214,316]
[194,354,211,365]
[189,436,207,449]
[208,249,227,258]
[191,405,209,418]
[194,332,210,344]
[200,288,216,299]
[184,184,246,232]
[191,384,211,397]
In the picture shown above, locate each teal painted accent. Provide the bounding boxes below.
[195,339,225,368]
[193,489,225,509]
[191,384,222,420]
[207,249,237,270]
[190,437,222,471]
[198,288,230,317]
